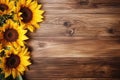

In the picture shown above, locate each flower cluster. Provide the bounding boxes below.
[0,0,44,80]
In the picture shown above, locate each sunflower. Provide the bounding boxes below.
[16,0,44,32]
[0,20,28,47]
[0,0,14,15]
[0,46,31,78]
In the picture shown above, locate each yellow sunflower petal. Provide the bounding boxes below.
[12,69,16,79]
[4,69,11,78]
[17,65,25,74]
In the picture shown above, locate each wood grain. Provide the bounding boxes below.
[39,0,120,14]
[25,0,120,80]
[28,37,120,57]
[25,57,120,79]
[24,78,120,80]
[25,78,120,80]
[32,14,120,38]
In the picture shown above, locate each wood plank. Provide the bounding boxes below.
[32,14,120,39]
[24,78,120,80]
[39,0,120,4]
[25,57,120,79]
[27,37,120,57]
[38,0,120,14]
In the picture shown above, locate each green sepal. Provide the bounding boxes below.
[16,75,23,80]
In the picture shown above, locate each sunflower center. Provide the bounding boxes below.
[4,29,19,42]
[0,4,8,11]
[6,54,20,68]
[20,7,33,23]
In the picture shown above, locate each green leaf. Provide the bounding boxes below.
[0,73,5,80]
[4,47,10,50]
[16,75,23,80]
[0,12,15,27]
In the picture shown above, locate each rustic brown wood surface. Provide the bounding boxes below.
[26,0,120,80]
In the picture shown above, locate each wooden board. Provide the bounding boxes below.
[28,38,120,57]
[39,0,120,14]
[25,0,120,80]
[25,57,120,79]
[31,14,120,38]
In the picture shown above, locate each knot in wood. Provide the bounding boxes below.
[64,22,72,27]
[79,0,89,5]
[107,28,115,34]
[66,28,75,36]
[39,42,46,48]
